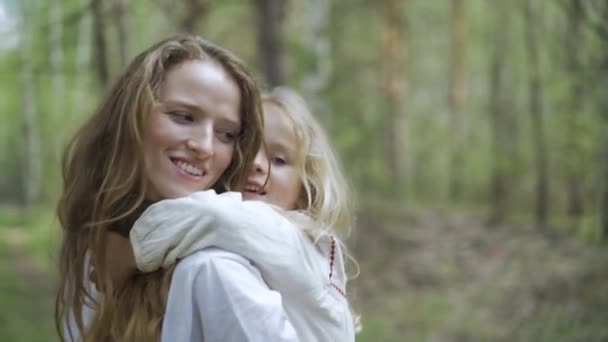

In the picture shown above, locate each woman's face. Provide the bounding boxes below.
[242,103,302,210]
[142,60,242,201]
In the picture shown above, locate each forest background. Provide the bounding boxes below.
[1,0,607,341]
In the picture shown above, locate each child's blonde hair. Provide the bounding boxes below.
[262,87,352,236]
[262,87,362,332]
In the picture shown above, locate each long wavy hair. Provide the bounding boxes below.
[55,34,264,341]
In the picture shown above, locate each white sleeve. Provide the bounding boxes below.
[130,191,323,292]
[162,249,299,342]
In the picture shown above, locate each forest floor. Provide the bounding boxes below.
[0,223,56,342]
[1,205,607,341]
[352,203,608,341]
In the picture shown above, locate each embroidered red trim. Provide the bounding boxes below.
[328,236,346,298]
[332,283,347,297]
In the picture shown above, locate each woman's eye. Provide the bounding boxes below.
[168,111,194,123]
[217,130,238,143]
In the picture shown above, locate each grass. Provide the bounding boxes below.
[0,239,57,341]
[0,206,27,226]
[0,206,58,341]
[352,202,608,341]
[0,205,60,266]
[2,204,608,341]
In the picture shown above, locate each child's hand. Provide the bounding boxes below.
[90,231,138,291]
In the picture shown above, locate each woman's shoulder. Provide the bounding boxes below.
[169,249,264,302]
[174,248,253,275]
[163,250,299,341]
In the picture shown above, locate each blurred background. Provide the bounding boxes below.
[1,0,608,341]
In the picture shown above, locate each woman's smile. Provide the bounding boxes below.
[171,157,206,178]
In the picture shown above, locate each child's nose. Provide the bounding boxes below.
[252,149,269,174]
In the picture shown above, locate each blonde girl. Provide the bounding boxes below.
[121,87,360,341]
[56,34,267,341]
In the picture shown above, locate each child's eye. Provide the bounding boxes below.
[270,156,287,166]
[168,111,194,123]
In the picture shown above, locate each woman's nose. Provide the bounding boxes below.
[186,125,214,158]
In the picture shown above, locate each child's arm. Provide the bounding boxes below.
[130,190,325,292]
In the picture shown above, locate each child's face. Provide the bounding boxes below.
[242,103,302,210]
[142,60,242,201]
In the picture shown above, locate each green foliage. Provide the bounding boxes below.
[1,0,608,340]
[0,206,26,226]
[0,206,57,341]
[354,200,608,341]
[0,241,57,342]
[3,0,604,225]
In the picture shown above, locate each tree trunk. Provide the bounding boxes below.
[599,2,608,241]
[70,0,92,119]
[448,0,466,201]
[19,19,42,206]
[255,0,286,87]
[601,129,608,240]
[596,2,608,116]
[181,0,208,33]
[381,0,407,192]
[301,0,332,126]
[114,0,129,66]
[47,0,66,185]
[92,0,109,88]
[153,0,207,33]
[488,8,510,224]
[525,0,549,228]
[565,0,585,223]
[50,0,65,114]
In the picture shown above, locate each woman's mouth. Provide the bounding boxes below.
[171,158,205,178]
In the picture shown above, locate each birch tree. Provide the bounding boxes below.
[50,0,64,114]
[114,0,129,66]
[70,0,92,119]
[19,4,42,206]
[381,0,407,191]
[448,0,466,200]
[564,0,585,222]
[488,6,511,224]
[301,0,332,125]
[92,0,109,88]
[525,0,549,227]
[255,0,286,87]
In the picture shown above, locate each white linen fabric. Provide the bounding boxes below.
[131,190,355,342]
[161,247,299,341]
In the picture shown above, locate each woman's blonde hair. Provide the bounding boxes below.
[262,87,351,236]
[56,34,264,341]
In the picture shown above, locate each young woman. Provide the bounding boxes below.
[115,87,360,341]
[55,34,284,341]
